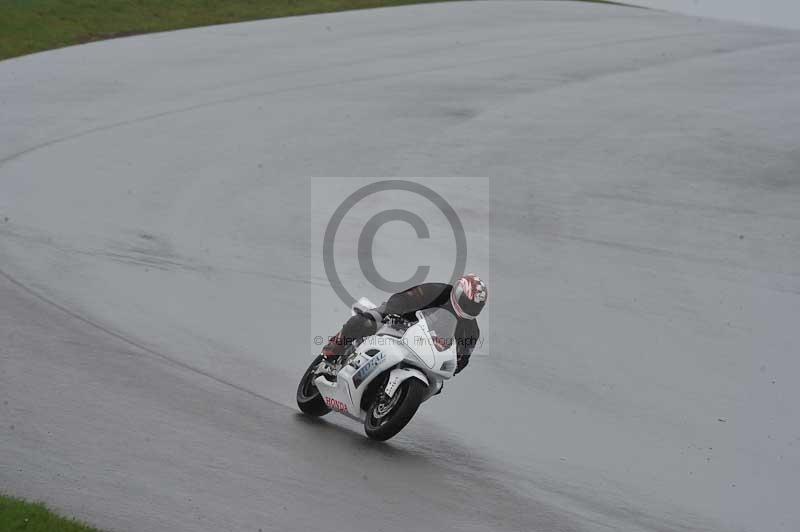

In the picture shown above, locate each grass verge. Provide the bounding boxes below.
[0,0,631,62]
[0,494,103,532]
[0,0,454,61]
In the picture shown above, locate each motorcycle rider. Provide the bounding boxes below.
[319,274,487,376]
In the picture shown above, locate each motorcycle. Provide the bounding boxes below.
[296,297,459,440]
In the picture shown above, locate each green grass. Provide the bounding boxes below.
[0,0,455,61]
[0,0,632,62]
[0,495,103,532]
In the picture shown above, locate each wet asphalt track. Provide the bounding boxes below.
[2,2,800,531]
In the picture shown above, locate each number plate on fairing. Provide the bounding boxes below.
[352,351,385,388]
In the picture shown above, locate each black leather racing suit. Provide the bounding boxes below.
[322,283,480,374]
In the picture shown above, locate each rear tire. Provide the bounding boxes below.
[364,378,426,441]
[296,355,331,416]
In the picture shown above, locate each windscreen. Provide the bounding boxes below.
[418,307,458,352]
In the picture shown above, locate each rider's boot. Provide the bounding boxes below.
[317,332,346,378]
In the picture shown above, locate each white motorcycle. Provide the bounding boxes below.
[296,298,459,441]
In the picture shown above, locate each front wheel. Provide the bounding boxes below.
[364,378,426,441]
[296,355,331,416]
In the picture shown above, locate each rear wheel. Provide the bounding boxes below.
[364,378,426,441]
[296,355,331,416]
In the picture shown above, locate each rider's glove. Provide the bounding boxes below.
[454,353,471,374]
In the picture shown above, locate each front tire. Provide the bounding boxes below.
[296,355,331,416]
[364,378,426,441]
